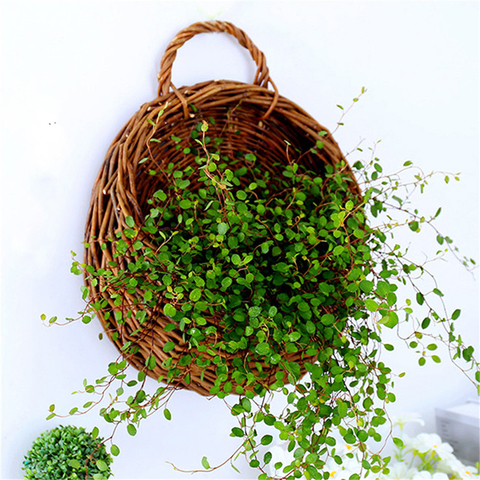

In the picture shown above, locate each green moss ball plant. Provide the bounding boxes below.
[23,425,113,480]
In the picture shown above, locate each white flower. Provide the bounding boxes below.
[382,461,418,479]
[437,457,480,478]
[392,413,425,429]
[410,433,453,458]
[411,471,449,479]
[459,465,480,478]
[436,455,463,474]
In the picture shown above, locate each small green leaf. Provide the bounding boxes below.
[261,434,273,445]
[452,309,461,320]
[359,280,374,294]
[146,355,157,370]
[409,221,419,232]
[249,306,262,318]
[365,299,378,312]
[333,245,344,256]
[236,190,247,200]
[416,292,424,305]
[179,199,192,209]
[153,190,167,201]
[202,456,211,469]
[231,427,244,437]
[268,306,278,317]
[111,444,120,456]
[379,311,398,328]
[393,437,404,448]
[189,288,202,302]
[241,397,252,412]
[306,321,315,334]
[164,304,177,317]
[463,346,474,362]
[286,330,300,342]
[69,459,81,469]
[177,179,190,189]
[321,314,335,326]
[164,408,172,421]
[127,424,137,436]
[96,460,108,472]
[218,222,228,235]
[256,342,270,356]
[125,216,135,228]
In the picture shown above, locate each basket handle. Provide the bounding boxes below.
[157,21,279,117]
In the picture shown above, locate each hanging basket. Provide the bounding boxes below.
[84,21,360,396]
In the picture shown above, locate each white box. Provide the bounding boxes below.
[436,398,480,464]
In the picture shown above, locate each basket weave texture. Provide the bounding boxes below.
[84,21,360,396]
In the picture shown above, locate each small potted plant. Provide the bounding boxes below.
[23,425,113,480]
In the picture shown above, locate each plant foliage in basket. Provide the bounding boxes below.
[44,21,479,480]
[84,120,370,399]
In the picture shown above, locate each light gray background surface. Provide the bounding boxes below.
[1,1,478,479]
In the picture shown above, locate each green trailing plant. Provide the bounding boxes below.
[45,107,478,480]
[23,425,113,480]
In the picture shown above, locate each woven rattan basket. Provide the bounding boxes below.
[84,21,360,396]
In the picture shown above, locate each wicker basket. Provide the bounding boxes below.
[84,21,360,396]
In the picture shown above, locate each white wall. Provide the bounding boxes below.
[1,1,478,479]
